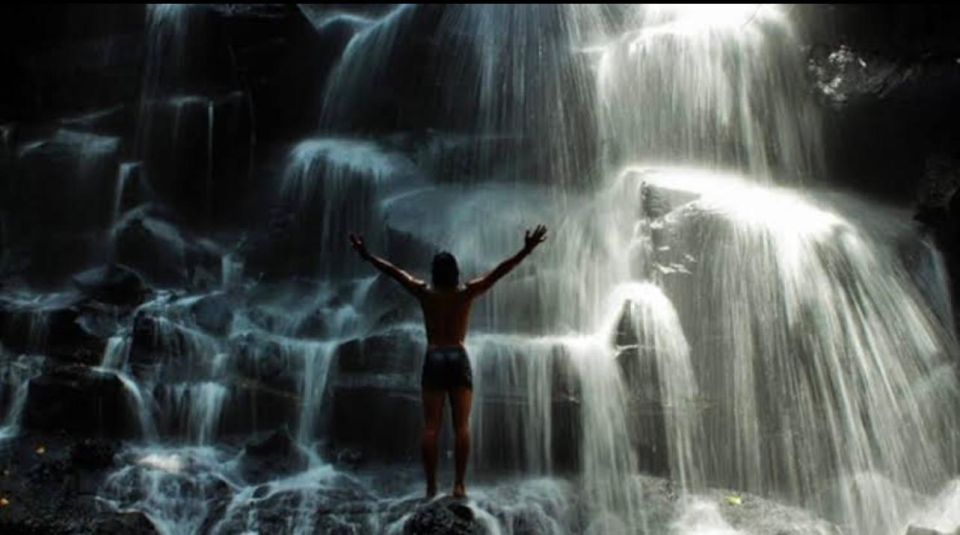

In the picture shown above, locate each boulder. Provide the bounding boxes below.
[237,427,308,483]
[59,103,134,139]
[22,365,141,438]
[217,380,301,438]
[113,209,222,287]
[0,4,144,119]
[212,472,378,533]
[128,311,219,380]
[69,438,118,470]
[403,497,488,535]
[11,129,119,232]
[188,291,235,335]
[71,263,151,306]
[228,332,303,394]
[139,92,252,226]
[0,292,105,364]
[616,344,670,477]
[90,511,160,535]
[333,328,423,377]
[226,5,354,144]
[810,43,960,199]
[330,385,423,460]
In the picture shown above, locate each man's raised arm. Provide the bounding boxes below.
[466,225,548,297]
[349,233,426,296]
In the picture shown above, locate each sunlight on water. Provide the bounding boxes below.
[0,4,947,535]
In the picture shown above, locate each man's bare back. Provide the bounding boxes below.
[348,225,548,498]
[419,287,474,348]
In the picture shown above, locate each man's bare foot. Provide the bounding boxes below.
[452,483,467,499]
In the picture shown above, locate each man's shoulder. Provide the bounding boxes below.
[419,285,473,301]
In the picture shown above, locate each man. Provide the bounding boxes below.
[348,225,548,498]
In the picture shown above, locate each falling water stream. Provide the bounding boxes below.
[1,4,958,535]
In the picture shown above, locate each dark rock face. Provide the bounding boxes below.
[217,380,301,437]
[69,438,118,470]
[0,292,105,365]
[403,497,488,535]
[10,130,120,231]
[3,129,120,283]
[330,385,423,460]
[188,291,235,335]
[0,5,145,121]
[334,328,424,376]
[229,331,296,386]
[89,511,159,535]
[113,210,222,287]
[238,428,308,483]
[139,92,252,227]
[0,436,139,534]
[616,344,670,477]
[22,365,141,438]
[72,263,150,307]
[798,3,960,202]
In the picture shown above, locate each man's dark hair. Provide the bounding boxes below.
[431,251,460,289]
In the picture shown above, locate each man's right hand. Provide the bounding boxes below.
[524,225,548,252]
[348,233,371,260]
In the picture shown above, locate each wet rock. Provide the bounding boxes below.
[334,447,365,468]
[113,208,222,287]
[403,497,487,535]
[215,474,378,533]
[89,510,159,535]
[22,365,140,438]
[59,103,134,138]
[333,328,424,376]
[808,45,914,109]
[616,345,670,477]
[228,5,352,144]
[0,354,45,417]
[330,386,422,460]
[10,129,119,232]
[641,181,673,219]
[71,263,151,306]
[237,206,304,280]
[0,292,105,365]
[127,312,209,376]
[218,381,300,438]
[228,332,302,394]
[810,43,960,199]
[140,92,252,226]
[189,291,235,335]
[69,438,118,470]
[238,428,308,483]
[2,2,144,116]
[0,438,138,535]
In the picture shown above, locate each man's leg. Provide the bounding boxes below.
[449,387,473,498]
[421,389,445,498]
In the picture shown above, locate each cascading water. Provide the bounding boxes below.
[595,4,823,181]
[3,4,960,535]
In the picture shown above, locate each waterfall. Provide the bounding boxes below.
[101,335,131,370]
[595,5,823,181]
[5,4,960,535]
[279,138,421,275]
[206,100,215,219]
[0,354,44,441]
[112,162,140,226]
